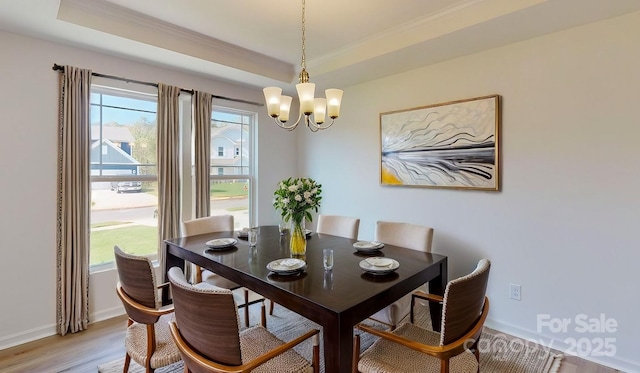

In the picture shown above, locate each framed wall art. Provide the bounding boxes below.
[380,94,500,191]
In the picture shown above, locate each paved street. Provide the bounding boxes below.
[91,189,250,229]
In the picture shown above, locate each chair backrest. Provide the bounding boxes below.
[182,215,234,237]
[114,245,159,324]
[168,266,243,366]
[440,259,491,345]
[375,221,434,252]
[316,214,360,239]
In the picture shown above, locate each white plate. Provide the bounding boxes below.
[205,238,237,249]
[304,229,312,236]
[237,229,249,238]
[353,241,384,251]
[359,257,399,275]
[267,258,307,274]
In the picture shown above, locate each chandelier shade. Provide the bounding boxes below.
[263,0,343,132]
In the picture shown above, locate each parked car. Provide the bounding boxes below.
[111,181,142,193]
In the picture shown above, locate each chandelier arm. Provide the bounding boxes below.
[273,110,304,131]
[305,117,336,131]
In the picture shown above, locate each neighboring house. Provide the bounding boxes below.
[210,126,248,175]
[90,126,141,189]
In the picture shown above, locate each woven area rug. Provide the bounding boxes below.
[99,304,562,373]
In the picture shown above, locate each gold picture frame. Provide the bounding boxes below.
[380,94,500,191]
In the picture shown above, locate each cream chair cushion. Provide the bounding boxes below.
[369,221,434,328]
[316,214,360,239]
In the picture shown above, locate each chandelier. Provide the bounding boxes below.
[263,0,343,132]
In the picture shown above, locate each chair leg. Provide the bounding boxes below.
[123,353,131,373]
[440,358,450,373]
[261,301,267,327]
[312,334,320,373]
[269,299,275,315]
[410,294,416,324]
[352,334,360,373]
[195,266,203,283]
[244,289,250,327]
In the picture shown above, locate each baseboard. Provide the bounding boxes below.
[0,306,125,351]
[0,323,57,351]
[91,305,125,323]
[485,317,640,373]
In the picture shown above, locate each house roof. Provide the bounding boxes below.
[91,125,135,143]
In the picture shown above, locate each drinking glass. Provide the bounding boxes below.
[278,219,289,235]
[323,248,334,270]
[248,228,258,246]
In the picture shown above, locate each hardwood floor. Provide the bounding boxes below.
[0,315,623,373]
[0,316,128,373]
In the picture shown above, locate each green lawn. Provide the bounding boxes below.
[211,181,248,198]
[91,225,158,265]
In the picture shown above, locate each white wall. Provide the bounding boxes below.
[0,31,297,347]
[302,11,640,371]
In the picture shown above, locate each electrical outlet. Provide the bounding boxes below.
[509,283,521,301]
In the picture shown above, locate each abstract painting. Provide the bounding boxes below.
[380,95,500,191]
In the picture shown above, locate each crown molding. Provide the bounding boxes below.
[57,0,295,83]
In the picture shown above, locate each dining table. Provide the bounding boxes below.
[163,225,448,373]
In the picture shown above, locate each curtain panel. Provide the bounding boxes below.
[56,65,92,336]
[193,91,212,218]
[157,83,181,270]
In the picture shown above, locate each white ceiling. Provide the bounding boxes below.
[1,0,640,92]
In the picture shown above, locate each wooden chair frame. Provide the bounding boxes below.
[169,322,319,373]
[353,292,489,373]
[116,281,175,373]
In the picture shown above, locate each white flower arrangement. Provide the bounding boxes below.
[273,177,322,223]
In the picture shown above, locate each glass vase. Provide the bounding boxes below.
[290,218,307,257]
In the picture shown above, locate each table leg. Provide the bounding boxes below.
[323,318,354,372]
[428,259,448,332]
[162,243,184,305]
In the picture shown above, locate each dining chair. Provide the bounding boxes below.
[369,221,434,329]
[182,215,266,327]
[353,259,491,373]
[167,267,320,373]
[114,246,181,373]
[316,214,360,239]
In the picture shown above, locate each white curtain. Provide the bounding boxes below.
[157,83,181,271]
[56,65,92,336]
[193,91,212,218]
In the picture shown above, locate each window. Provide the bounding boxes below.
[210,108,253,229]
[87,88,255,269]
[89,85,158,269]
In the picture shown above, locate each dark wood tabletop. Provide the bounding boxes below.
[163,225,448,373]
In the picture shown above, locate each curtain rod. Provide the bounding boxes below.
[52,64,263,107]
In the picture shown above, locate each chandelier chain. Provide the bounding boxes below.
[301,0,306,71]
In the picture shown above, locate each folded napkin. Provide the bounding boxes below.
[280,258,303,267]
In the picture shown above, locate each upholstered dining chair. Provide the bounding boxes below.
[353,259,491,373]
[114,245,181,373]
[316,214,360,239]
[182,215,266,327]
[167,267,320,373]
[369,221,434,329]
